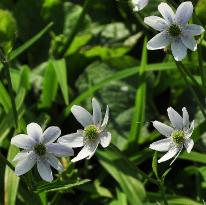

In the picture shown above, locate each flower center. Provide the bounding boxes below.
[172,130,185,144]
[84,125,98,140]
[34,143,46,156]
[168,24,181,37]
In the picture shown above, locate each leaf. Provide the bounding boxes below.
[40,61,58,108]
[97,145,146,205]
[18,65,30,91]
[0,82,11,113]
[4,145,20,205]
[152,152,158,179]
[35,179,90,193]
[8,22,53,61]
[50,58,69,105]
[179,151,206,164]
[129,37,147,144]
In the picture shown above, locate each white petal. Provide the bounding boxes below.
[185,120,194,138]
[132,0,149,11]
[182,107,189,130]
[149,138,172,152]
[37,159,53,182]
[182,24,205,36]
[13,150,33,162]
[101,105,109,130]
[158,3,175,24]
[184,138,194,153]
[27,123,42,143]
[167,107,183,129]
[100,132,111,148]
[147,31,170,50]
[92,98,102,126]
[58,132,84,147]
[153,121,173,137]
[15,152,36,176]
[42,126,61,144]
[47,143,74,157]
[175,1,193,25]
[181,35,197,51]
[71,141,99,162]
[171,38,187,61]
[158,146,180,163]
[144,16,168,31]
[46,154,64,171]
[11,134,35,149]
[71,105,93,127]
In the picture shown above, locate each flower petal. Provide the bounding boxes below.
[92,98,102,126]
[184,138,194,153]
[147,31,170,50]
[42,126,61,144]
[158,3,175,24]
[37,159,53,182]
[181,35,197,51]
[46,154,64,171]
[182,24,205,36]
[149,138,172,152]
[71,105,93,127]
[58,132,84,148]
[27,123,42,143]
[71,141,99,162]
[144,16,168,31]
[171,38,187,61]
[47,143,74,157]
[11,134,35,149]
[167,107,183,129]
[13,150,33,162]
[132,0,149,11]
[100,132,111,148]
[185,120,195,138]
[158,146,180,163]
[15,152,37,176]
[153,121,173,137]
[175,1,193,25]
[101,105,109,130]
[182,107,189,130]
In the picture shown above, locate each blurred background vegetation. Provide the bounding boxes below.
[1,0,206,204]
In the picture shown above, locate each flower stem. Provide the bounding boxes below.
[0,151,15,171]
[158,180,168,205]
[175,61,206,120]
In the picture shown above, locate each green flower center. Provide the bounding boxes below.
[168,24,181,37]
[34,143,46,156]
[172,130,185,144]
[84,125,98,140]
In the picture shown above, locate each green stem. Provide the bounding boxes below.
[0,151,15,171]
[159,180,168,205]
[56,0,93,58]
[0,49,18,127]
[175,61,206,120]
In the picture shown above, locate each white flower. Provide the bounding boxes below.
[58,98,111,162]
[131,0,149,12]
[149,107,194,164]
[11,123,74,182]
[144,1,205,61]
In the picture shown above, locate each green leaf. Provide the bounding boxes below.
[0,81,11,113]
[40,61,58,108]
[152,152,158,179]
[50,58,69,105]
[179,151,206,164]
[4,145,20,205]
[97,145,146,205]
[9,22,53,61]
[168,197,202,205]
[35,179,90,193]
[129,37,147,144]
